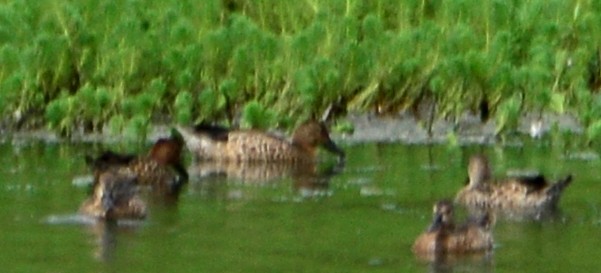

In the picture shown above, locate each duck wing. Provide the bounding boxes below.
[512,174,548,194]
[193,123,230,141]
[85,151,137,171]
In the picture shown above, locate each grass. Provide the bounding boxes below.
[0,0,600,141]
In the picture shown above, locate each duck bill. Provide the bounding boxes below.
[427,213,444,232]
[322,139,345,160]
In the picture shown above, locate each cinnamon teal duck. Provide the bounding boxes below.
[86,129,188,192]
[176,120,345,162]
[79,169,147,220]
[412,200,494,256]
[455,154,572,217]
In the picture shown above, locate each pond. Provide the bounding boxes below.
[1,140,600,273]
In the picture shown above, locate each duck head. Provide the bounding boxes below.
[149,129,185,166]
[149,129,189,182]
[292,121,345,160]
[468,154,492,188]
[428,200,455,231]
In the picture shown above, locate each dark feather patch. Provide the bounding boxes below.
[193,123,230,141]
[86,151,136,171]
[515,174,547,193]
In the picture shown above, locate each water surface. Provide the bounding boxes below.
[0,141,599,272]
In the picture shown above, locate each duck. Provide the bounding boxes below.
[455,154,573,217]
[79,169,147,220]
[86,129,188,192]
[176,120,345,163]
[412,200,494,256]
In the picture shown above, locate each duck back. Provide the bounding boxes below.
[177,121,344,163]
[456,154,573,217]
[413,202,493,256]
[180,127,310,162]
[79,170,147,220]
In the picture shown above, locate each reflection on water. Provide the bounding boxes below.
[188,160,345,200]
[44,214,144,262]
[84,221,141,262]
[416,252,494,273]
[3,142,601,273]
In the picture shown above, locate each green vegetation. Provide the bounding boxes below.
[1,0,601,140]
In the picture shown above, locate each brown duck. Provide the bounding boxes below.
[86,130,188,192]
[79,169,146,220]
[455,154,572,217]
[176,120,345,162]
[412,200,494,256]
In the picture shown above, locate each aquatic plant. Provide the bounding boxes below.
[240,100,276,130]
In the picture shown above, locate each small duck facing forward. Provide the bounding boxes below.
[176,120,345,163]
[455,154,572,218]
[412,200,494,256]
[79,169,147,221]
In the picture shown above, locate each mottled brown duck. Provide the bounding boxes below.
[79,169,146,220]
[455,154,572,218]
[413,200,494,256]
[86,130,188,193]
[176,120,345,163]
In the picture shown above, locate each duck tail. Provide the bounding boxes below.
[174,125,193,140]
[192,123,230,141]
[547,174,573,198]
[175,125,206,150]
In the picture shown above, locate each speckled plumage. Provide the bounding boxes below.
[455,154,572,217]
[177,121,345,163]
[87,133,188,192]
[126,157,179,188]
[79,169,147,220]
[413,200,494,256]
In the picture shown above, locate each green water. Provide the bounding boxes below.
[1,142,599,272]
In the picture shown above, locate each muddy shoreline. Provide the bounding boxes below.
[0,111,584,145]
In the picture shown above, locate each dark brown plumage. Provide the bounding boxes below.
[86,130,188,192]
[455,154,573,217]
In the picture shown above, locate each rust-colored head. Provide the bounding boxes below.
[468,154,492,187]
[148,129,189,183]
[149,129,185,166]
[291,121,345,159]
